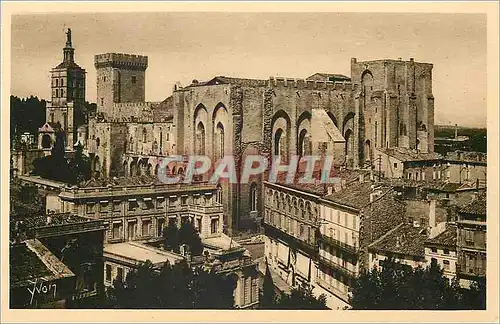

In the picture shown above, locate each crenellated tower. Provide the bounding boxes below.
[94,53,148,118]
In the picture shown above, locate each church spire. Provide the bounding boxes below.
[63,28,75,62]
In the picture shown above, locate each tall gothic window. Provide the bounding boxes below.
[159,131,163,153]
[274,128,284,157]
[196,122,206,155]
[215,122,225,161]
[250,183,258,212]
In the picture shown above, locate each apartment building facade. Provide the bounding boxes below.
[456,192,486,288]
[55,177,224,243]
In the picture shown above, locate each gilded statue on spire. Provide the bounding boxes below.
[66,28,72,47]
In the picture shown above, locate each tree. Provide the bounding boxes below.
[163,222,180,253]
[68,143,91,184]
[163,221,204,256]
[10,95,46,141]
[32,130,91,185]
[260,258,277,309]
[106,260,236,309]
[178,221,204,256]
[350,257,486,310]
[275,282,328,310]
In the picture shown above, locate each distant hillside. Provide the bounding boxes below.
[434,125,487,154]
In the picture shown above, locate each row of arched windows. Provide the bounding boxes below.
[193,103,228,161]
[265,188,316,223]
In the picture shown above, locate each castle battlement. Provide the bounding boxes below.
[114,102,152,109]
[267,77,358,92]
[94,53,148,70]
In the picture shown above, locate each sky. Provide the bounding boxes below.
[11,12,487,127]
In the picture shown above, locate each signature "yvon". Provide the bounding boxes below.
[27,278,57,305]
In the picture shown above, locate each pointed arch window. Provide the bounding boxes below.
[215,122,225,161]
[250,183,258,212]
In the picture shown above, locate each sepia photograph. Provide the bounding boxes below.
[2,1,498,323]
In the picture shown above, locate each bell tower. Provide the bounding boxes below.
[41,28,86,151]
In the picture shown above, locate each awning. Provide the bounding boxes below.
[100,200,109,204]
[143,198,152,201]
[157,196,165,200]
[128,198,137,202]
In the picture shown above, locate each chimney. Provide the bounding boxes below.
[428,199,436,228]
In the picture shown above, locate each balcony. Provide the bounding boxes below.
[318,255,357,278]
[458,266,486,278]
[262,222,318,257]
[59,182,217,199]
[188,204,223,216]
[315,276,350,303]
[319,234,359,255]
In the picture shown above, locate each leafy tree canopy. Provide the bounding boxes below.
[163,221,203,256]
[106,260,236,309]
[350,258,486,310]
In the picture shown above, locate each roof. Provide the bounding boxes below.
[39,122,61,132]
[104,242,184,265]
[11,213,90,229]
[151,96,175,122]
[203,233,242,251]
[10,243,53,285]
[272,167,370,197]
[362,193,408,245]
[306,73,351,82]
[311,109,345,143]
[323,181,390,210]
[54,60,84,70]
[186,76,268,88]
[379,147,437,162]
[370,223,427,258]
[459,192,487,215]
[10,240,75,288]
[385,178,476,193]
[425,224,457,248]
